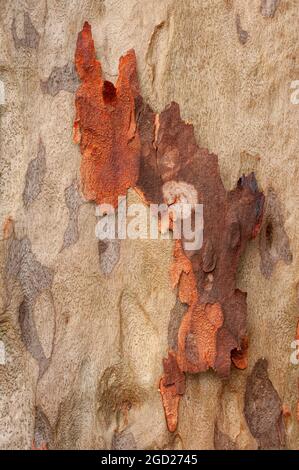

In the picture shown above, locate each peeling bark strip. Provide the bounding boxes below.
[159,351,185,433]
[74,22,140,207]
[231,336,249,370]
[244,359,285,449]
[136,99,264,430]
[74,23,264,434]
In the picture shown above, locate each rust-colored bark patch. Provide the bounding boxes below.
[160,351,185,433]
[74,22,140,207]
[74,23,264,434]
[135,99,264,431]
[31,441,48,450]
[3,217,13,239]
[231,336,249,370]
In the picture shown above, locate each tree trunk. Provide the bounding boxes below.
[0,0,298,450]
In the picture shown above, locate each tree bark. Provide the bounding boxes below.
[0,0,298,450]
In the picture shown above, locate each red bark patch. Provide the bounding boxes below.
[231,336,249,370]
[2,217,13,239]
[136,99,264,430]
[74,23,264,434]
[160,351,186,432]
[31,441,48,450]
[74,22,140,207]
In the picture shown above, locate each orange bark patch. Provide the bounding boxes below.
[177,302,223,373]
[3,217,13,239]
[74,22,140,207]
[231,336,249,370]
[159,352,185,433]
[171,240,198,306]
[159,377,181,433]
[31,440,48,450]
[282,404,291,418]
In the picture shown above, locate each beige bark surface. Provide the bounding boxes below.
[0,0,298,449]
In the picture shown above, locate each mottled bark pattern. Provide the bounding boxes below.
[136,99,264,431]
[74,23,264,435]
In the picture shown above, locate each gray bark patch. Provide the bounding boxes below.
[34,406,53,448]
[23,139,46,208]
[214,424,237,450]
[259,188,292,278]
[244,358,285,449]
[98,239,121,276]
[19,301,49,377]
[111,430,137,450]
[6,236,54,377]
[236,14,249,45]
[260,0,280,17]
[6,237,53,301]
[41,63,79,97]
[61,181,83,251]
[11,12,40,50]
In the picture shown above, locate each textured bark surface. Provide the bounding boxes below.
[0,0,298,450]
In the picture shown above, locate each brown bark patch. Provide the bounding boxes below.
[159,351,185,433]
[244,358,285,449]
